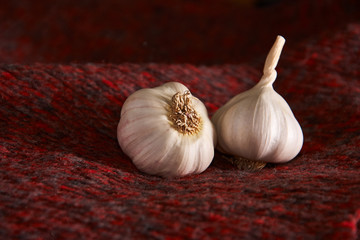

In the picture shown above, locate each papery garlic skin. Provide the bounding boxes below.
[212,36,303,163]
[117,82,216,177]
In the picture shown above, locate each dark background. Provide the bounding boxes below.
[1,0,359,64]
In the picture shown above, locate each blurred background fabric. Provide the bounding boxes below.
[1,0,360,239]
[0,0,359,64]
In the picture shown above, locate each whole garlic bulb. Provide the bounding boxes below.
[117,82,216,178]
[212,36,303,167]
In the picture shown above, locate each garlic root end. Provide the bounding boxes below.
[224,155,267,171]
[168,90,201,135]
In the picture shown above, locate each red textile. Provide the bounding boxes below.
[1,0,360,239]
[0,0,359,64]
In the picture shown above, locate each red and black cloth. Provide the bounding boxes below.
[1,0,360,239]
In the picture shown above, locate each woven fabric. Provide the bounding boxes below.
[1,22,360,239]
[1,0,360,239]
[0,0,359,64]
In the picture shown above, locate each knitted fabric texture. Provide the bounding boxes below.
[1,24,360,239]
[1,0,360,239]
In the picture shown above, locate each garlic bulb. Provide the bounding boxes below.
[212,35,303,167]
[117,82,216,178]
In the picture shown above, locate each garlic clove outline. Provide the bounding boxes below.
[212,35,303,166]
[117,82,216,178]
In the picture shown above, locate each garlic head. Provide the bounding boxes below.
[117,82,216,178]
[212,36,303,164]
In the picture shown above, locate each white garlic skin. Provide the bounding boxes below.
[117,82,216,178]
[212,82,303,163]
[212,36,303,163]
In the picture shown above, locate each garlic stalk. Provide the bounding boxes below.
[212,35,303,168]
[117,82,216,178]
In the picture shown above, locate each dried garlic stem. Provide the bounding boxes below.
[169,91,201,135]
[259,35,285,86]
